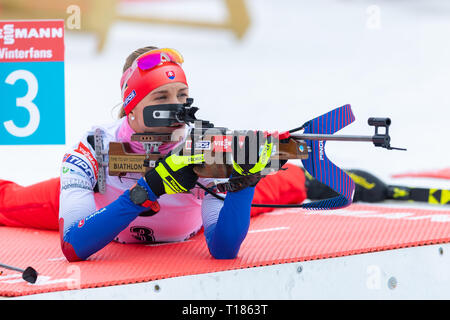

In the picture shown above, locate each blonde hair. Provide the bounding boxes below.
[118,46,159,118]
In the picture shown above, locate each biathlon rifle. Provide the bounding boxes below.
[96,98,406,210]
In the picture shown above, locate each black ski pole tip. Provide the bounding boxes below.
[22,267,38,284]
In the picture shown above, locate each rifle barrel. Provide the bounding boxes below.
[290,133,374,143]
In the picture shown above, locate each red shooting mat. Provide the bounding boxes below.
[392,167,450,180]
[1,203,450,297]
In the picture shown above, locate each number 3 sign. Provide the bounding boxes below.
[0,20,65,144]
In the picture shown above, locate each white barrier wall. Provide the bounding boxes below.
[13,243,450,300]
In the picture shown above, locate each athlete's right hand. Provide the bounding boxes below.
[144,148,205,197]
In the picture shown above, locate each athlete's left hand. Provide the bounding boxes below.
[144,148,205,196]
[231,130,274,177]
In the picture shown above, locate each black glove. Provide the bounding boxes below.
[144,148,205,197]
[216,130,274,193]
[231,130,273,177]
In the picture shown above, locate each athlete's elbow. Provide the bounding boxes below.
[209,250,238,259]
[207,243,240,259]
[205,228,248,259]
[59,224,84,262]
[60,240,84,262]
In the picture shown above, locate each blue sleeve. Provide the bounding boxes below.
[62,177,156,261]
[204,186,255,259]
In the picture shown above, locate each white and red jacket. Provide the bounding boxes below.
[58,117,256,261]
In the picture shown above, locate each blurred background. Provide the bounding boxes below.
[0,0,449,190]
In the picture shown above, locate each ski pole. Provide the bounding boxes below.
[0,263,38,284]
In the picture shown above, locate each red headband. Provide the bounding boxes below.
[121,61,188,115]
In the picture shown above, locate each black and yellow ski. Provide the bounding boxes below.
[305,168,450,206]
[387,185,450,205]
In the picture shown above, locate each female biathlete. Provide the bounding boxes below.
[0,46,308,262]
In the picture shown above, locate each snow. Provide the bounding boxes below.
[1,0,449,190]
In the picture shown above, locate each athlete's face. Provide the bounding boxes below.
[128,82,189,134]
